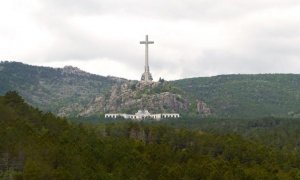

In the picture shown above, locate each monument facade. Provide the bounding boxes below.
[105,110,180,120]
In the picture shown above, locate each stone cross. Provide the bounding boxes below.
[140,35,154,82]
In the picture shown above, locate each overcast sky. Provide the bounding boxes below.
[0,0,300,80]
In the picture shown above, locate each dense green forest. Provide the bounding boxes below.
[1,92,300,179]
[158,117,300,151]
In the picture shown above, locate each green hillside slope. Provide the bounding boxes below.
[172,74,300,118]
[0,61,123,116]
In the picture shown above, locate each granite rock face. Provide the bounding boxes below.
[197,100,211,116]
[78,81,190,116]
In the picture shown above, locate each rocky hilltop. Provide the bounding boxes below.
[78,81,191,117]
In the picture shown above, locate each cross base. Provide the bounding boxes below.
[141,72,153,82]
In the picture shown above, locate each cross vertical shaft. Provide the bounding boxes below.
[145,35,149,73]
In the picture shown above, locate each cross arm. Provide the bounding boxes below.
[140,41,154,44]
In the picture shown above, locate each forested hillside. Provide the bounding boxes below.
[1,92,300,179]
[0,61,123,116]
[172,74,300,118]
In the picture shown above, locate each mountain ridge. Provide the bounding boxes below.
[1,61,300,118]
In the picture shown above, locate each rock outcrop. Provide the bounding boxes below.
[197,100,211,116]
[78,81,190,116]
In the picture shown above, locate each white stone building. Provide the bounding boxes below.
[105,110,180,121]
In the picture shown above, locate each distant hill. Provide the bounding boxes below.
[0,61,125,116]
[172,74,300,118]
[1,61,300,118]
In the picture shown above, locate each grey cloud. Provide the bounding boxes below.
[41,0,300,20]
[41,0,102,15]
[181,41,300,78]
[32,14,142,67]
[177,16,300,78]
